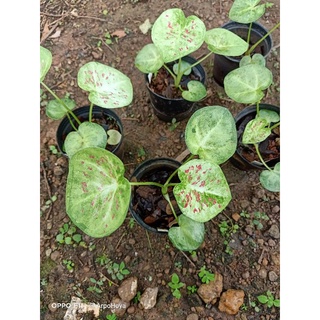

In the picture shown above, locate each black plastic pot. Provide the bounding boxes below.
[230,104,280,171]
[56,105,124,159]
[213,21,273,87]
[145,55,206,122]
[129,158,181,234]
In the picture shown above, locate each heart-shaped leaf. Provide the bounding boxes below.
[66,147,131,237]
[45,98,76,120]
[77,62,133,109]
[181,80,207,102]
[173,61,192,76]
[205,28,249,56]
[242,117,271,144]
[260,162,280,192]
[64,122,108,157]
[259,109,280,123]
[107,129,122,145]
[239,53,266,67]
[40,46,52,82]
[134,43,164,73]
[224,64,273,104]
[168,214,205,251]
[151,8,206,63]
[229,0,267,23]
[185,106,237,164]
[174,159,232,222]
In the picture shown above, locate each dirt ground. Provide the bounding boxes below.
[40,0,280,319]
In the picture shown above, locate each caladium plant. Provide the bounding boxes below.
[224,53,280,192]
[40,46,133,157]
[134,8,249,102]
[228,0,280,56]
[66,105,237,251]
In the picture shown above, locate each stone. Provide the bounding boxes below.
[218,289,245,315]
[118,276,138,302]
[197,272,223,304]
[110,296,129,317]
[139,287,158,310]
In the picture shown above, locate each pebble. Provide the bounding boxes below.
[258,269,267,279]
[268,271,278,282]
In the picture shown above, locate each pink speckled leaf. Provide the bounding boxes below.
[66,147,130,237]
[173,159,231,222]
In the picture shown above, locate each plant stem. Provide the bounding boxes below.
[254,143,272,171]
[270,122,280,131]
[41,81,81,127]
[246,22,280,56]
[130,181,164,188]
[89,102,94,122]
[163,64,177,84]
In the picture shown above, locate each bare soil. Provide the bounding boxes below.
[40,1,280,319]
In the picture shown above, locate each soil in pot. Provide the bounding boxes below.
[231,104,280,170]
[56,106,124,158]
[130,159,182,233]
[213,21,273,87]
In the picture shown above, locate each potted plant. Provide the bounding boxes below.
[65,105,238,251]
[40,45,133,158]
[223,53,280,192]
[134,7,250,122]
[212,0,280,87]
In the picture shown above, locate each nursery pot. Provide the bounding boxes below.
[129,158,182,234]
[56,105,124,159]
[213,21,273,87]
[145,55,206,122]
[230,104,280,171]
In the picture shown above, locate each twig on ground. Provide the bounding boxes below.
[41,161,53,220]
[179,250,196,268]
[115,232,127,250]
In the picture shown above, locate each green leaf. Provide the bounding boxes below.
[273,299,280,307]
[65,237,73,245]
[229,0,267,23]
[259,109,280,123]
[174,159,232,223]
[239,53,266,68]
[168,214,205,251]
[242,117,271,144]
[72,234,82,243]
[257,294,269,304]
[45,98,76,120]
[77,62,133,109]
[181,80,207,102]
[151,8,206,62]
[260,163,280,192]
[64,122,108,157]
[185,106,237,164]
[66,147,131,237]
[56,234,64,243]
[171,273,180,284]
[107,129,122,145]
[224,64,273,104]
[134,43,164,73]
[205,28,248,56]
[173,61,192,76]
[40,46,52,82]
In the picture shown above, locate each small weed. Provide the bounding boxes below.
[106,314,117,320]
[87,277,105,294]
[96,255,130,281]
[56,222,84,246]
[240,211,250,219]
[252,211,270,230]
[40,278,48,286]
[257,291,280,308]
[187,285,197,294]
[198,266,215,284]
[189,250,197,259]
[128,217,136,229]
[137,147,146,157]
[133,291,141,304]
[49,145,60,155]
[168,118,180,131]
[168,273,185,299]
[218,220,239,255]
[63,259,75,273]
[41,194,57,215]
[174,261,182,269]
